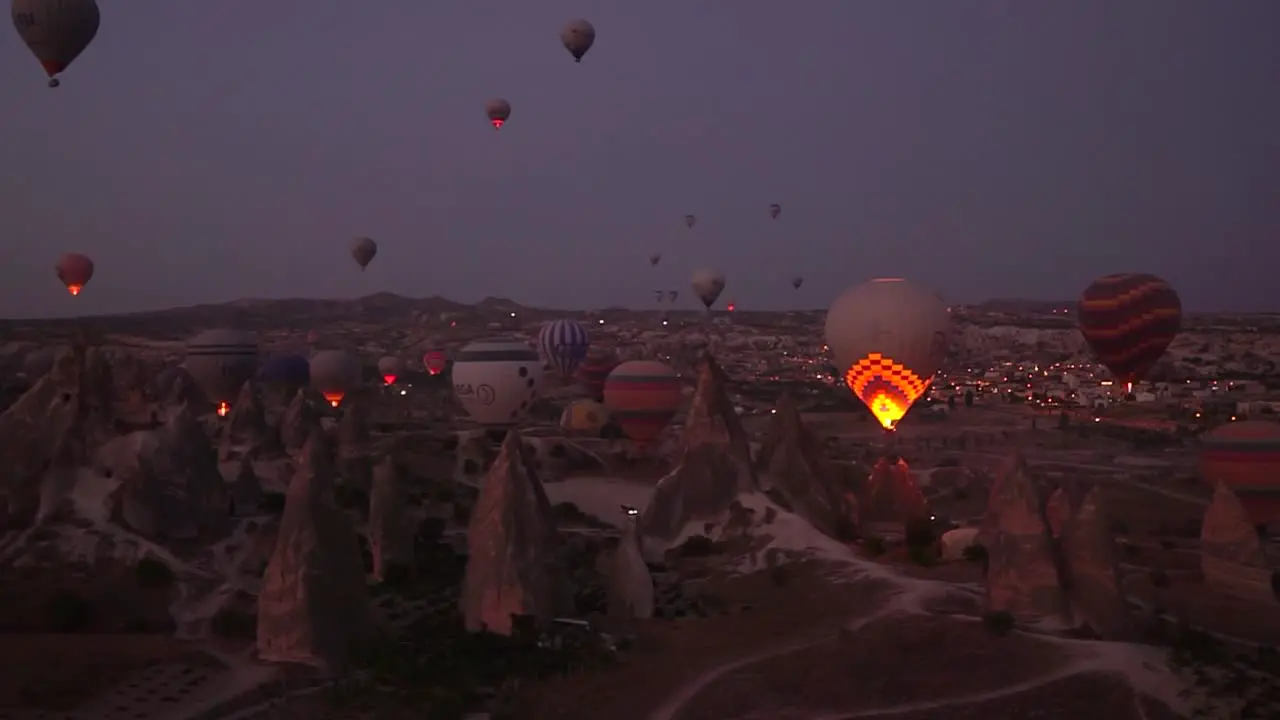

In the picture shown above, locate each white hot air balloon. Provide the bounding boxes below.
[311,349,363,407]
[452,338,543,426]
[11,0,100,87]
[184,329,259,412]
[690,269,726,310]
[823,278,951,431]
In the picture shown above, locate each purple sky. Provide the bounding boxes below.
[2,1,1277,318]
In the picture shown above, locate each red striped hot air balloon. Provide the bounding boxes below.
[576,347,619,402]
[1200,420,1280,528]
[602,360,683,445]
[423,350,447,376]
[1077,273,1181,391]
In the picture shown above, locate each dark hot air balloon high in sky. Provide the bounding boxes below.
[792,276,803,290]
[1077,273,1182,392]
[559,19,595,62]
[824,278,951,431]
[649,253,661,266]
[11,0,100,88]
[690,269,726,310]
[55,252,94,296]
[1199,420,1280,528]
[538,319,591,382]
[378,355,405,385]
[683,214,697,229]
[311,349,362,407]
[184,329,260,415]
[485,98,511,129]
[770,203,782,220]
[350,236,377,271]
[667,290,679,303]
[603,360,683,446]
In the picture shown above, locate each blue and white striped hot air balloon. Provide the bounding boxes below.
[538,319,591,382]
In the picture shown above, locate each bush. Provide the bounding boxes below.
[259,492,286,514]
[44,591,93,633]
[908,544,936,567]
[904,517,936,550]
[961,543,989,574]
[676,535,715,558]
[982,611,1015,636]
[863,536,887,557]
[134,557,175,588]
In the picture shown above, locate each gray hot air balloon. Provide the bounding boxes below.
[667,290,678,302]
[350,237,377,271]
[683,214,696,229]
[11,0,100,88]
[770,203,782,220]
[792,276,803,290]
[485,98,511,129]
[184,328,259,408]
[823,278,951,431]
[378,355,406,384]
[560,18,595,62]
[311,349,362,407]
[649,253,661,266]
[55,252,93,296]
[690,269,726,310]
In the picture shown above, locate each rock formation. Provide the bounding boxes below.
[862,457,929,528]
[280,389,321,454]
[755,391,845,537]
[228,457,263,516]
[1044,486,1071,538]
[220,381,277,460]
[116,407,230,539]
[462,430,570,636]
[641,445,754,558]
[678,353,757,494]
[608,508,654,619]
[1060,487,1129,639]
[336,393,372,488]
[983,453,1068,625]
[1200,483,1273,603]
[257,437,369,672]
[368,456,413,581]
[153,365,209,418]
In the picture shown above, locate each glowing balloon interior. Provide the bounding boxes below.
[322,391,344,407]
[843,352,932,431]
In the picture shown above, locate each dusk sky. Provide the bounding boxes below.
[2,1,1277,319]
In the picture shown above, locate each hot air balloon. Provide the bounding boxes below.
[311,350,362,407]
[257,354,310,389]
[11,0,99,88]
[576,346,619,402]
[55,252,93,296]
[538,319,591,382]
[667,290,678,303]
[649,253,661,266]
[792,276,803,290]
[653,290,665,304]
[1200,420,1280,528]
[690,269,726,310]
[769,203,782,220]
[350,237,377,271]
[560,18,595,62]
[452,339,542,426]
[683,214,696,229]
[423,350,447,376]
[485,98,511,129]
[184,329,260,413]
[1077,273,1181,391]
[378,355,406,385]
[603,360,683,445]
[824,278,951,431]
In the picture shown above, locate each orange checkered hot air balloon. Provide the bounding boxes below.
[1077,273,1181,391]
[823,278,951,431]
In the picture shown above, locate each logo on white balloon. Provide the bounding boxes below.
[475,384,496,405]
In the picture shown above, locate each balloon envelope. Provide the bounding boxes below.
[690,269,726,309]
[1077,273,1181,386]
[538,319,591,381]
[423,350,448,375]
[184,329,260,406]
[560,18,595,61]
[55,252,93,295]
[452,339,542,426]
[11,0,99,82]
[485,98,511,129]
[770,203,782,219]
[576,347,619,402]
[1199,420,1280,527]
[378,355,406,384]
[684,214,696,229]
[649,253,661,266]
[603,361,683,444]
[311,349,362,406]
[350,237,377,270]
[823,278,950,431]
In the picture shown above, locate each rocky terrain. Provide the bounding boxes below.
[0,297,1277,719]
